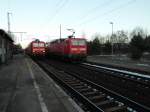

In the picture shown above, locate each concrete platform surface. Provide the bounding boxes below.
[0,54,83,112]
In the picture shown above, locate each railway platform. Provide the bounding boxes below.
[87,55,150,73]
[0,54,83,112]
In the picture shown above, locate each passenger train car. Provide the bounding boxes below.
[26,39,46,57]
[46,36,87,61]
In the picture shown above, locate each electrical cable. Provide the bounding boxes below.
[77,0,137,26]
[80,0,115,20]
[46,0,69,24]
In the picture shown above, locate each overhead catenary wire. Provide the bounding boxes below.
[39,0,69,32]
[44,0,69,25]
[80,0,115,20]
[77,0,137,27]
[55,0,64,8]
[38,0,70,39]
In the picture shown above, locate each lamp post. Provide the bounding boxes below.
[7,12,12,34]
[60,24,61,39]
[110,22,114,56]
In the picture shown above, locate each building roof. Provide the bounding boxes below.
[0,29,14,42]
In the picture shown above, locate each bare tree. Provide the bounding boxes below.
[130,27,147,38]
[110,30,128,44]
[116,30,128,43]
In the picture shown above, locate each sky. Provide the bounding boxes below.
[0,0,150,48]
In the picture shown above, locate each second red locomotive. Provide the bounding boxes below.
[46,36,87,61]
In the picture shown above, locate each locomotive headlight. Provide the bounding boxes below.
[80,48,86,50]
[71,48,77,51]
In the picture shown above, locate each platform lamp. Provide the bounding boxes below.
[110,22,114,56]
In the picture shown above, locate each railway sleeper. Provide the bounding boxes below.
[66,80,81,84]
[97,101,118,110]
[95,100,113,106]
[61,77,74,80]
[104,105,127,112]
[88,94,106,103]
[73,85,88,89]
[63,78,75,81]
[70,83,84,86]
[77,88,93,93]
[82,91,100,97]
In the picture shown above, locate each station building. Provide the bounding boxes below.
[0,29,13,64]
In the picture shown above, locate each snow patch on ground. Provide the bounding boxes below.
[137,63,150,67]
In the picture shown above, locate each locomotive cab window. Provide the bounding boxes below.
[71,40,78,45]
[71,40,86,46]
[79,40,86,45]
[33,43,38,47]
[39,43,44,47]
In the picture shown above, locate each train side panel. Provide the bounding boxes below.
[46,38,87,61]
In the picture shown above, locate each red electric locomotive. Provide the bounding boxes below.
[26,39,46,57]
[46,36,87,61]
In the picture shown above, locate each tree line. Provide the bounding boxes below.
[87,27,150,60]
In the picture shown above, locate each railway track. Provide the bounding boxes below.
[36,59,150,112]
[83,62,150,81]
[40,59,150,107]
[80,63,150,105]
[81,62,150,87]
[86,61,150,76]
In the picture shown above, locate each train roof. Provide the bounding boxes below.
[31,40,45,43]
[50,37,86,43]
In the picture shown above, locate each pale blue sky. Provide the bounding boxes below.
[0,0,150,47]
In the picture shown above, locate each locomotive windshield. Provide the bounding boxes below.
[39,43,45,47]
[33,43,44,47]
[33,43,38,47]
[71,40,86,46]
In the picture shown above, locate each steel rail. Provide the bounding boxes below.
[82,63,150,80]
[82,63,150,87]
[37,60,150,112]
